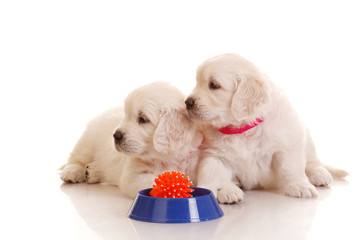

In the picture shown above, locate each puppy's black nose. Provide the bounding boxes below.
[185,97,195,110]
[113,131,124,143]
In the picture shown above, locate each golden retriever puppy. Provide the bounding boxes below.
[185,53,347,203]
[60,82,202,198]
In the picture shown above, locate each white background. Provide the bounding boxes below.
[1,0,359,175]
[0,1,359,239]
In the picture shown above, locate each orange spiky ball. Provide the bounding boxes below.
[150,171,194,198]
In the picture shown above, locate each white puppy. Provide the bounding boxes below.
[185,53,348,203]
[60,82,202,198]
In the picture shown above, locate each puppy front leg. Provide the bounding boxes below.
[60,131,94,183]
[119,160,157,199]
[60,162,87,183]
[85,161,102,184]
[274,150,318,198]
[198,157,244,204]
[121,173,156,199]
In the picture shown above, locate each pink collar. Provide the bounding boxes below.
[219,118,264,135]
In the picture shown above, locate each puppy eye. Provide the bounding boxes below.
[138,116,149,124]
[209,81,221,90]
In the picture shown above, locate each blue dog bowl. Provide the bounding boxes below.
[128,187,223,223]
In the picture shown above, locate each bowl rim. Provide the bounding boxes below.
[137,187,213,200]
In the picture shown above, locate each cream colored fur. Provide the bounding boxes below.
[186,53,348,203]
[60,82,202,198]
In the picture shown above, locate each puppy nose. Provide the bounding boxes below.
[185,97,195,110]
[113,131,124,143]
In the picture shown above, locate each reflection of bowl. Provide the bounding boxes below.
[128,187,223,223]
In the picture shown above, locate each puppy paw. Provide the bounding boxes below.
[217,184,245,204]
[307,167,333,187]
[85,163,102,184]
[60,163,86,183]
[283,181,319,198]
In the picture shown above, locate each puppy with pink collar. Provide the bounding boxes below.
[186,53,347,204]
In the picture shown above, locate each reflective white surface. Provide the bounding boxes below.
[1,124,359,240]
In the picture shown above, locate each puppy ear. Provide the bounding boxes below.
[231,74,269,121]
[153,109,193,155]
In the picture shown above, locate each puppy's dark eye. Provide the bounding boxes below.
[209,81,221,90]
[138,115,149,124]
